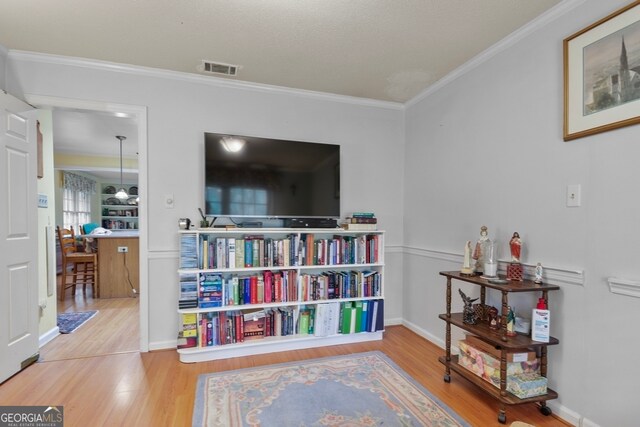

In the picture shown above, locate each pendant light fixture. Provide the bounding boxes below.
[115,135,129,200]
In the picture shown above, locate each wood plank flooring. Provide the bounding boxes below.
[39,284,139,362]
[1,322,571,427]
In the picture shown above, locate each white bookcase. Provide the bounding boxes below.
[176,228,385,363]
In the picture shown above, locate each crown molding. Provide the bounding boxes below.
[8,50,403,111]
[406,0,587,108]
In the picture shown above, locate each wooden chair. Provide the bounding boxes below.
[56,226,99,301]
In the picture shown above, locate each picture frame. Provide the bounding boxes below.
[564,1,640,141]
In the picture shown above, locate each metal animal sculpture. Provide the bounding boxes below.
[459,289,479,325]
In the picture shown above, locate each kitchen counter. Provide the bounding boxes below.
[90,232,139,298]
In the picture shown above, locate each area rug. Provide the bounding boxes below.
[193,351,469,426]
[57,310,98,334]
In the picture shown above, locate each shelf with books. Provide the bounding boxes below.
[176,228,385,362]
[100,182,139,230]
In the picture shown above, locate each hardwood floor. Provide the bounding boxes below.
[0,323,570,426]
[39,280,139,362]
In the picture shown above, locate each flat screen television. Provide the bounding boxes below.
[204,133,340,218]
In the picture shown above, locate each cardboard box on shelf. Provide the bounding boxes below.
[465,334,537,363]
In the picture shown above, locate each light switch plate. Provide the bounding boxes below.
[567,184,581,207]
[164,194,175,209]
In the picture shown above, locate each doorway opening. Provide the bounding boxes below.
[28,95,148,361]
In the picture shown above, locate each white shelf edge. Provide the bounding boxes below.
[178,296,385,314]
[607,277,640,298]
[177,331,383,362]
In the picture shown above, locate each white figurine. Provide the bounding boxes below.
[461,241,474,275]
[534,263,543,284]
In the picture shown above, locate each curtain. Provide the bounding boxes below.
[63,171,96,194]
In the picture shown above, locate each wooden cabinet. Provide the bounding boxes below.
[176,228,385,363]
[438,271,559,424]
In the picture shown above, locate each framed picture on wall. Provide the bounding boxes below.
[564,1,640,141]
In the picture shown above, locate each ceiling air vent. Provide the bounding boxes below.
[200,60,239,76]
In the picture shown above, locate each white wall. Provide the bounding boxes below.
[6,55,405,348]
[404,1,639,426]
[0,43,6,91]
[36,110,58,340]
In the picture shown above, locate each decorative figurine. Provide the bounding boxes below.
[505,306,517,337]
[509,232,522,262]
[506,232,524,281]
[472,226,491,275]
[534,262,544,284]
[459,289,479,325]
[488,306,500,330]
[461,241,474,276]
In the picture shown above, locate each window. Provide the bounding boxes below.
[62,188,92,232]
[62,172,96,232]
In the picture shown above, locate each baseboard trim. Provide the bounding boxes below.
[149,340,177,351]
[401,319,445,349]
[581,416,602,427]
[39,326,60,348]
[384,317,403,326]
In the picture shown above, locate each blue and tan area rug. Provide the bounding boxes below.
[193,351,469,426]
[57,310,98,334]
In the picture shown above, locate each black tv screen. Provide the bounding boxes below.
[204,133,340,218]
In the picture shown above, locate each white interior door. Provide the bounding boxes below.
[0,91,39,383]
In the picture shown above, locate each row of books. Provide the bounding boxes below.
[299,271,381,301]
[192,233,380,270]
[178,270,382,309]
[177,299,384,349]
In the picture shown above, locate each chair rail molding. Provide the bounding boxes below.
[403,245,584,287]
[607,277,640,298]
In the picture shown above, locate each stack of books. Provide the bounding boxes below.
[342,212,378,231]
[178,273,198,309]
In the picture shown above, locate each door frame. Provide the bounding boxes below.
[25,94,149,352]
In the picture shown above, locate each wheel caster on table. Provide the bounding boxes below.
[497,412,507,424]
[443,374,451,383]
[540,405,552,416]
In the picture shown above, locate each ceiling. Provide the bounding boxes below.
[2,0,562,103]
[51,109,139,180]
[1,0,562,168]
